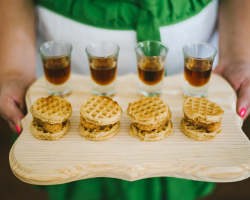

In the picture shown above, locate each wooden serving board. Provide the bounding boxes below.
[9,73,250,185]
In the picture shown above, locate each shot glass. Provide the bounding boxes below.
[135,41,168,96]
[86,41,119,96]
[39,41,72,96]
[183,43,217,97]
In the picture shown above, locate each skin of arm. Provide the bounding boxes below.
[0,0,36,133]
[215,0,250,120]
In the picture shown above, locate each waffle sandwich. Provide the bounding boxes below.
[79,96,122,141]
[127,97,173,141]
[30,95,72,140]
[181,97,224,141]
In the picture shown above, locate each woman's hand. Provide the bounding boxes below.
[0,74,35,134]
[0,0,36,133]
[214,60,250,120]
[217,0,250,120]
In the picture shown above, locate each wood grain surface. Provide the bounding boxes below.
[9,73,250,185]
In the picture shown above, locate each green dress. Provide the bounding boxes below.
[37,177,214,200]
[32,0,215,199]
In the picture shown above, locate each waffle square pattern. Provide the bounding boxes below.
[181,97,224,141]
[31,95,72,124]
[127,97,173,142]
[80,96,122,126]
[79,96,122,141]
[127,97,171,125]
[183,97,224,123]
[30,95,72,140]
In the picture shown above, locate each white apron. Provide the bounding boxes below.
[36,0,218,78]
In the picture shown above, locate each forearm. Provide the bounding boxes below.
[0,0,36,85]
[216,0,250,119]
[219,0,250,63]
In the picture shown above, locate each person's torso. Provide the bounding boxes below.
[36,0,218,77]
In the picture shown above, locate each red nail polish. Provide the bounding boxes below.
[16,124,21,135]
[240,107,246,118]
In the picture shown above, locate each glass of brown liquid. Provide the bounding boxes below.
[183,43,217,97]
[135,41,168,96]
[86,41,119,96]
[39,41,72,96]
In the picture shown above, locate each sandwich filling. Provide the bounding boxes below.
[134,117,170,131]
[183,115,221,133]
[33,117,67,133]
[80,116,114,130]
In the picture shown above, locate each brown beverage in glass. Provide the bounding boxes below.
[137,57,164,86]
[86,41,119,96]
[184,57,213,87]
[89,57,117,85]
[42,55,71,85]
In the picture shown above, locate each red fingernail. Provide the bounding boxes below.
[240,107,246,118]
[16,124,21,135]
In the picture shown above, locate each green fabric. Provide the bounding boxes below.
[35,0,212,42]
[36,178,214,200]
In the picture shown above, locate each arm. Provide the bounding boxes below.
[215,0,250,120]
[0,0,36,133]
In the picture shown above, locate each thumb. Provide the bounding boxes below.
[237,80,250,120]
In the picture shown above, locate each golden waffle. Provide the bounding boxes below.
[79,122,120,141]
[127,97,170,125]
[31,95,72,124]
[31,120,70,140]
[80,96,122,126]
[183,97,224,124]
[181,118,221,141]
[129,121,173,142]
[134,109,172,131]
